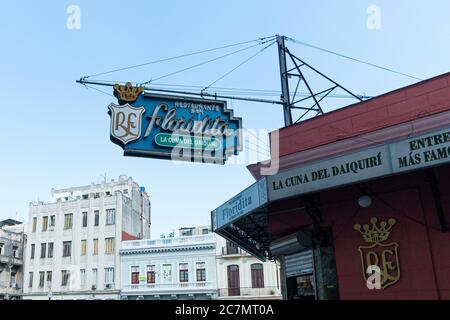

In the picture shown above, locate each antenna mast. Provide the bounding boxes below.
[277,35,293,126]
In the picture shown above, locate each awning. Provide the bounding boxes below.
[212,125,450,259]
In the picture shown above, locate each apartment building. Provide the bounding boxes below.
[128,226,282,300]
[215,236,282,300]
[120,230,217,300]
[0,219,24,300]
[22,175,151,300]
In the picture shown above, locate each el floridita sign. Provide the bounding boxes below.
[108,82,242,164]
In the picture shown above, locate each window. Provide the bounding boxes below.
[105,267,114,285]
[251,263,264,288]
[40,243,47,259]
[80,269,86,287]
[28,272,33,288]
[81,240,87,256]
[48,243,54,258]
[49,215,56,227]
[147,265,155,284]
[131,266,139,284]
[82,212,88,227]
[63,241,72,257]
[82,194,89,200]
[12,246,18,258]
[10,272,16,288]
[202,228,209,235]
[0,243,3,255]
[181,229,192,236]
[64,214,73,229]
[94,210,99,226]
[61,270,70,286]
[93,193,100,199]
[106,209,115,225]
[123,189,128,195]
[42,216,48,232]
[46,271,52,283]
[105,191,111,197]
[30,244,35,259]
[32,217,37,233]
[92,268,98,287]
[196,262,206,282]
[162,264,172,283]
[93,239,98,256]
[105,238,115,255]
[39,271,45,287]
[226,240,239,254]
[179,263,189,283]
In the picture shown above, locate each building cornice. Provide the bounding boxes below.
[120,244,215,255]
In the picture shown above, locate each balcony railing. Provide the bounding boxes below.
[0,255,23,266]
[0,281,21,295]
[122,282,216,292]
[122,234,215,249]
[218,286,281,297]
[220,246,249,256]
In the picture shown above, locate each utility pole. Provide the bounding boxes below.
[277,35,292,126]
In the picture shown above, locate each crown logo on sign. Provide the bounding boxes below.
[113,82,144,103]
[353,217,396,244]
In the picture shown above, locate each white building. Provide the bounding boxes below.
[0,219,24,300]
[22,175,151,300]
[215,236,282,300]
[120,232,217,300]
[119,226,281,300]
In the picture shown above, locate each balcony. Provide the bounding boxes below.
[218,286,282,299]
[0,281,22,296]
[219,246,249,257]
[122,281,216,294]
[0,255,22,266]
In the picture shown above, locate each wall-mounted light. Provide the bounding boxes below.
[358,195,372,208]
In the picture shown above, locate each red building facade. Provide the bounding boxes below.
[213,73,450,300]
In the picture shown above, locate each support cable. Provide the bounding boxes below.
[144,39,274,84]
[286,37,423,81]
[82,36,276,79]
[202,40,276,92]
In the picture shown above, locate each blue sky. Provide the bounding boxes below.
[1,1,450,237]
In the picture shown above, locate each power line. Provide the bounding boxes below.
[286,37,423,81]
[83,36,276,79]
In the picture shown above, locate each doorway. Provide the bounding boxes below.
[227,265,240,296]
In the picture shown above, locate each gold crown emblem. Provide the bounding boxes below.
[353,217,396,244]
[113,82,144,102]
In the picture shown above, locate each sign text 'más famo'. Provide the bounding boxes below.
[268,126,450,201]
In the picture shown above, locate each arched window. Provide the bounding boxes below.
[251,263,264,288]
